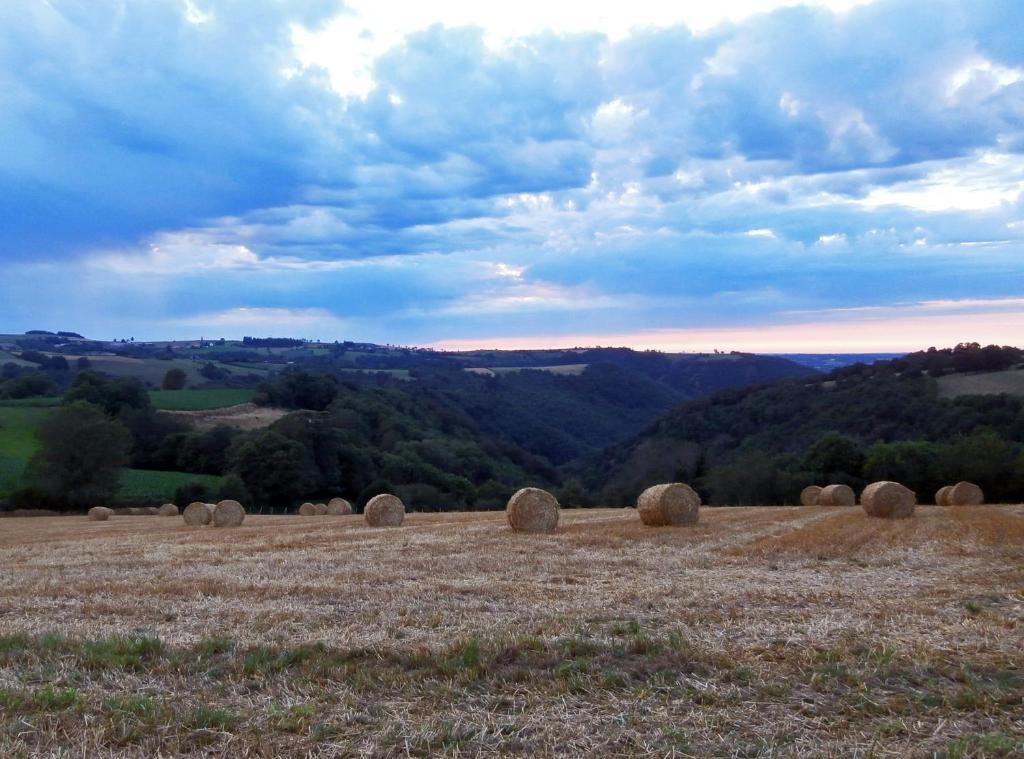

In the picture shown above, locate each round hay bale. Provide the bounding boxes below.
[112,507,133,516]
[326,497,352,515]
[158,503,179,517]
[365,494,405,527]
[313,503,329,516]
[948,481,984,506]
[142,506,160,516]
[861,481,916,519]
[819,484,855,507]
[636,483,700,526]
[298,502,316,516]
[935,485,953,506]
[213,500,246,528]
[87,506,113,521]
[800,485,823,506]
[506,487,559,533]
[183,501,212,526]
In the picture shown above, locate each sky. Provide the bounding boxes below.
[0,0,1022,352]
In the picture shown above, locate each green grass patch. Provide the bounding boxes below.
[0,396,62,407]
[149,388,255,410]
[0,350,35,367]
[0,406,52,459]
[80,636,163,671]
[117,469,224,503]
[186,705,240,731]
[0,403,224,499]
[945,731,1024,758]
[0,406,53,495]
[33,686,80,711]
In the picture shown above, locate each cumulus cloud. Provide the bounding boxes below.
[1,0,1023,348]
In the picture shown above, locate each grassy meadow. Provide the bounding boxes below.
[0,405,55,496]
[0,403,224,501]
[148,388,255,410]
[0,505,1021,755]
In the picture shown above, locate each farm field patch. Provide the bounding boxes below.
[149,388,256,411]
[937,369,1024,399]
[0,405,223,500]
[0,505,1021,756]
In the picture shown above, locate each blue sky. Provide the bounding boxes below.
[1,0,1022,351]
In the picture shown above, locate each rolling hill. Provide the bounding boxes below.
[581,344,1024,506]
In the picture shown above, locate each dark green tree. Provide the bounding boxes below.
[803,432,865,484]
[356,479,396,510]
[162,367,187,390]
[0,372,57,399]
[938,428,1018,502]
[24,401,131,509]
[862,441,940,497]
[706,451,801,506]
[174,480,212,507]
[226,430,313,508]
[217,473,252,506]
[65,371,150,416]
[199,362,226,381]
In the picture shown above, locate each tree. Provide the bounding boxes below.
[863,441,940,497]
[803,432,865,484]
[174,480,212,507]
[65,371,150,416]
[255,371,338,410]
[938,428,1018,502]
[162,367,187,390]
[0,372,57,399]
[217,474,252,506]
[76,356,92,370]
[226,430,313,508]
[24,402,131,509]
[199,362,226,381]
[356,479,396,510]
[705,450,802,506]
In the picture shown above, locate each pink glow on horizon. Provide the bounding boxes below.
[430,309,1024,353]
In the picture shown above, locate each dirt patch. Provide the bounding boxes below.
[159,403,287,431]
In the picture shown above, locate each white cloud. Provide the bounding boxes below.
[948,56,1024,102]
[292,0,880,97]
[856,152,1024,212]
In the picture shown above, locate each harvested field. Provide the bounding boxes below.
[0,506,1022,756]
[936,368,1024,399]
[159,402,288,431]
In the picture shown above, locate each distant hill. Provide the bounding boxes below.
[773,353,905,372]
[581,344,1024,506]
[2,331,820,510]
[412,353,817,465]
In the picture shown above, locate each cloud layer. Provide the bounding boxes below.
[1,0,1022,350]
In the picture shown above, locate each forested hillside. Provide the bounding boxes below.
[583,344,1024,507]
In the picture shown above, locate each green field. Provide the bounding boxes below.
[60,355,263,386]
[337,367,412,379]
[0,350,35,367]
[149,388,255,410]
[0,396,61,407]
[0,406,53,495]
[0,405,225,501]
[117,469,224,503]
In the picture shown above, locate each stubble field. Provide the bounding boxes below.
[0,505,1022,756]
